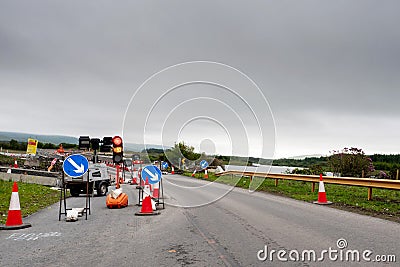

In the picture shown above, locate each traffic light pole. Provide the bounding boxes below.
[116,165,120,189]
[93,149,97,164]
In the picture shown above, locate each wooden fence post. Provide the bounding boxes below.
[368,187,373,200]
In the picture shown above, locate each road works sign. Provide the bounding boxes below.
[63,154,89,178]
[26,138,38,155]
[141,165,162,184]
[200,160,209,169]
[162,162,168,169]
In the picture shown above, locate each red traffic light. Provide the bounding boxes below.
[112,136,123,164]
[112,136,123,146]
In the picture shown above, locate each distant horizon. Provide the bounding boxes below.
[0,130,398,160]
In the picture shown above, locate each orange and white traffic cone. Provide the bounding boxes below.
[171,166,175,175]
[135,196,160,216]
[131,168,138,185]
[314,174,332,205]
[191,169,197,177]
[143,183,151,198]
[204,169,209,179]
[144,178,152,191]
[153,182,160,199]
[0,182,31,230]
[13,159,18,168]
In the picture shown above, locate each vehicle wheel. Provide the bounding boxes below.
[70,188,80,197]
[97,183,108,196]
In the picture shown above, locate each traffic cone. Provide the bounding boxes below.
[204,169,209,179]
[191,169,197,177]
[13,159,18,168]
[135,196,160,216]
[314,174,332,205]
[131,168,138,185]
[143,183,152,198]
[145,178,152,191]
[0,182,31,230]
[171,166,175,175]
[153,182,160,199]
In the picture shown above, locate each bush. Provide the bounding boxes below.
[328,147,374,177]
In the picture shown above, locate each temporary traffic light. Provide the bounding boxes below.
[112,136,123,164]
[100,137,112,152]
[79,136,90,150]
[90,138,100,150]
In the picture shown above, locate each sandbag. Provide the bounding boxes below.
[106,193,128,209]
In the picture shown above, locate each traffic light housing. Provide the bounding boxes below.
[90,138,100,150]
[112,136,123,164]
[100,137,112,152]
[79,136,90,150]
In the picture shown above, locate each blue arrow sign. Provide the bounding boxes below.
[200,160,209,169]
[162,162,168,169]
[63,154,89,178]
[141,165,162,184]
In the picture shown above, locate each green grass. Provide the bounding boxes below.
[0,180,60,225]
[184,171,400,222]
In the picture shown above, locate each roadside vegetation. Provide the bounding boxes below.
[0,180,60,225]
[185,171,400,223]
[0,139,77,151]
[0,154,16,166]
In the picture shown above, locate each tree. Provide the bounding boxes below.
[328,147,375,177]
[165,142,201,169]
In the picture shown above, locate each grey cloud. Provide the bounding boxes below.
[0,0,399,157]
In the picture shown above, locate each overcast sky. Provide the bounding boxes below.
[1,1,399,158]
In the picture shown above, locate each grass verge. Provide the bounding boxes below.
[184,171,400,223]
[0,180,60,225]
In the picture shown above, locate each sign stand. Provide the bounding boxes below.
[135,160,144,206]
[59,154,91,221]
[156,179,165,210]
[136,178,144,206]
[85,170,91,219]
[59,170,91,221]
[136,178,165,209]
[136,165,165,209]
[58,168,67,221]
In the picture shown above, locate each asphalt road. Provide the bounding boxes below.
[0,174,398,267]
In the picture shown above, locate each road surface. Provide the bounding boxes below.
[0,174,398,266]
